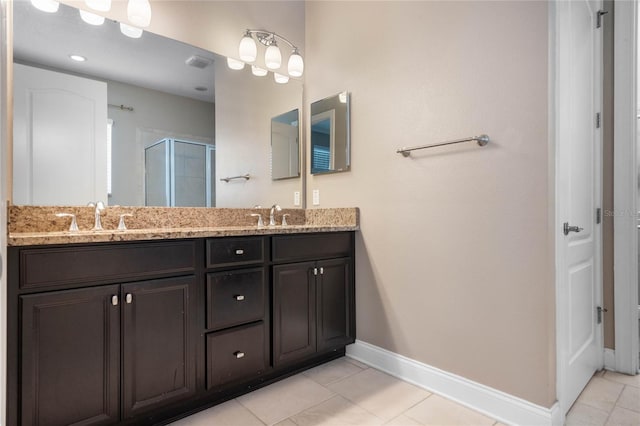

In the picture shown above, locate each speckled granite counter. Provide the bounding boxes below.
[8,206,359,246]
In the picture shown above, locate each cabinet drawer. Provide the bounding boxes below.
[206,237,265,268]
[207,268,266,330]
[206,322,267,389]
[272,232,352,263]
[19,240,196,290]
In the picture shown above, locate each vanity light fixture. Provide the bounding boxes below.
[251,65,268,77]
[226,57,245,70]
[79,9,105,26]
[120,23,143,39]
[69,54,87,62]
[274,73,289,84]
[238,29,303,77]
[30,0,60,13]
[127,0,151,28]
[85,0,111,12]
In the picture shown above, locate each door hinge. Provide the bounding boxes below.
[596,208,601,224]
[597,10,608,28]
[597,306,608,324]
[596,112,601,129]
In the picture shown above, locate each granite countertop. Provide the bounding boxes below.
[7,206,360,246]
[8,224,359,246]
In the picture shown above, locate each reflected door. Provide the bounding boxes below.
[13,63,108,205]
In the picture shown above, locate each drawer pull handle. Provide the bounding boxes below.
[235,249,244,255]
[234,351,245,359]
[111,295,118,306]
[126,294,133,304]
[235,295,245,301]
[320,267,324,275]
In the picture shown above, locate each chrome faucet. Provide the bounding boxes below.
[269,204,282,226]
[88,201,105,231]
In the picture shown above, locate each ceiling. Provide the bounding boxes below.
[13,1,218,103]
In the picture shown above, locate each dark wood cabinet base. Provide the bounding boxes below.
[8,232,355,426]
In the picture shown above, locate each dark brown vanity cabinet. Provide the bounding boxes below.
[10,241,198,426]
[9,232,355,425]
[272,233,355,367]
[205,237,269,390]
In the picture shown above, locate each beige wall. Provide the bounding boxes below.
[305,1,555,407]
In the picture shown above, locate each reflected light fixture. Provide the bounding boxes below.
[274,73,289,84]
[79,9,105,25]
[127,0,152,28]
[238,29,303,77]
[251,65,268,77]
[30,0,60,13]
[120,22,143,39]
[69,54,87,62]
[85,0,111,12]
[226,58,245,70]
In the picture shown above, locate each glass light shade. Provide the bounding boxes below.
[127,0,151,28]
[30,0,60,13]
[251,65,268,77]
[85,0,111,12]
[80,9,105,25]
[239,35,257,62]
[287,51,304,77]
[226,58,245,70]
[274,73,289,84]
[120,23,143,39]
[265,44,282,70]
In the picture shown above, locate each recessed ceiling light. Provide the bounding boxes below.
[194,87,208,92]
[30,0,60,13]
[69,54,87,62]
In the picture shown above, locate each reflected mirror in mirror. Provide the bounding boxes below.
[310,91,350,175]
[12,1,303,208]
[271,109,300,180]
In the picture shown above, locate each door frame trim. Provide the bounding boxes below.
[613,0,639,375]
[552,0,605,418]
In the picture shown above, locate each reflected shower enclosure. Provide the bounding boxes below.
[145,138,216,207]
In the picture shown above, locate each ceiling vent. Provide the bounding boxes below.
[185,55,213,69]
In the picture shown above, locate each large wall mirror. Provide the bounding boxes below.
[12,1,303,208]
[310,91,350,175]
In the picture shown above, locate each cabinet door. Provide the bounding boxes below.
[122,276,196,419]
[273,262,316,366]
[317,259,355,351]
[21,285,120,426]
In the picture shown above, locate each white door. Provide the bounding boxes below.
[13,63,107,205]
[556,0,603,415]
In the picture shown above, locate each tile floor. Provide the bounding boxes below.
[170,358,640,426]
[170,357,502,426]
[566,370,640,426]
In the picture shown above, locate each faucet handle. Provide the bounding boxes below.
[55,213,79,232]
[249,213,264,227]
[282,214,290,226]
[118,214,133,231]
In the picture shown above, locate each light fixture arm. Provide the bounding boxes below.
[245,29,300,51]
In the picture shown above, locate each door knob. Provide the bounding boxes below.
[563,222,584,236]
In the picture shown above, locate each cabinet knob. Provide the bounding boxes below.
[235,295,245,301]
[235,249,244,255]
[111,295,118,306]
[126,293,133,304]
[234,351,245,359]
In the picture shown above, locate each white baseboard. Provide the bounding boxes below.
[604,348,616,371]
[346,340,560,426]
